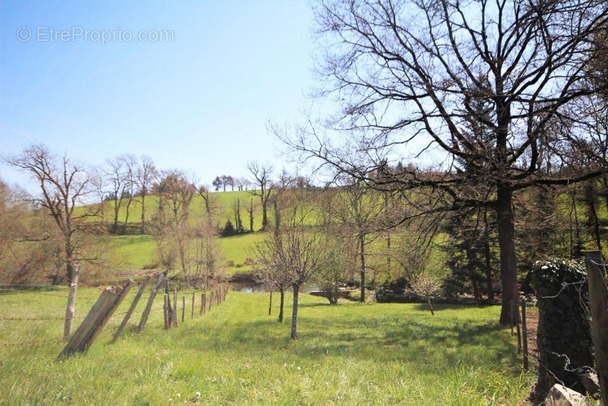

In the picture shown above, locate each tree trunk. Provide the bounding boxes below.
[484,210,494,301]
[279,288,285,323]
[140,192,146,234]
[496,184,519,326]
[112,196,121,235]
[261,201,268,231]
[123,195,133,234]
[359,234,366,303]
[268,291,273,316]
[63,263,79,339]
[249,198,254,232]
[290,284,299,339]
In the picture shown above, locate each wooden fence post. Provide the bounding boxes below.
[191,291,195,319]
[138,273,165,332]
[60,280,134,358]
[209,291,214,311]
[112,275,151,343]
[584,251,608,405]
[200,293,206,315]
[172,289,178,327]
[181,296,185,323]
[163,293,170,330]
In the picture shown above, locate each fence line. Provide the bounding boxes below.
[1,281,230,354]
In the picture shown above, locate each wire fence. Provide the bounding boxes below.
[0,279,229,352]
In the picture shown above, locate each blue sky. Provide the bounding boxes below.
[0,0,315,190]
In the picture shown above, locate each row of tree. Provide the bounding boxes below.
[0,145,276,338]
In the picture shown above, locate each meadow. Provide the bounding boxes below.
[0,286,535,405]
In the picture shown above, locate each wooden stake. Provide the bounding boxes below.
[181,296,185,323]
[138,273,165,332]
[172,289,178,327]
[163,293,170,330]
[521,298,529,371]
[60,280,133,358]
[191,291,195,319]
[112,275,151,343]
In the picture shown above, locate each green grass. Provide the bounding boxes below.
[218,232,265,273]
[0,289,535,405]
[102,234,157,270]
[100,232,265,276]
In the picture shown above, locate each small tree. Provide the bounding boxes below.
[135,155,157,234]
[256,181,332,338]
[411,274,442,315]
[6,144,95,338]
[248,162,274,231]
[257,220,331,339]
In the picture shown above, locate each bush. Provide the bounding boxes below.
[347,290,361,302]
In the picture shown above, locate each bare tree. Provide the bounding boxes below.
[153,170,196,280]
[0,180,64,285]
[6,144,95,338]
[248,162,274,231]
[330,178,385,301]
[135,155,157,234]
[105,155,128,234]
[120,154,137,234]
[256,177,332,338]
[256,216,332,339]
[287,0,608,324]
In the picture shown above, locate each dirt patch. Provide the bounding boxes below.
[524,309,539,356]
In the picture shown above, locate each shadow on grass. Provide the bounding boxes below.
[172,302,519,374]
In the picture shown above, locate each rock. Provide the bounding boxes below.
[580,372,600,396]
[545,384,589,406]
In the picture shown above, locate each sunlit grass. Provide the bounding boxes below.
[0,289,534,405]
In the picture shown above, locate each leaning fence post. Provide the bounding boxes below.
[60,280,134,358]
[584,251,608,405]
[112,275,151,343]
[138,273,165,332]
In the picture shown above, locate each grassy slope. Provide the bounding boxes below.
[0,288,534,405]
[95,191,266,274]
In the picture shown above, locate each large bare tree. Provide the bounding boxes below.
[290,0,608,324]
[6,144,95,337]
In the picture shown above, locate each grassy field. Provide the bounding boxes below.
[0,287,535,405]
[100,232,264,276]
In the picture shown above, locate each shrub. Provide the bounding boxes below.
[347,290,361,302]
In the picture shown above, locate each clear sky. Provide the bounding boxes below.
[0,0,315,190]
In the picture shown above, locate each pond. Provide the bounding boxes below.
[229,282,266,293]
[228,282,320,294]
